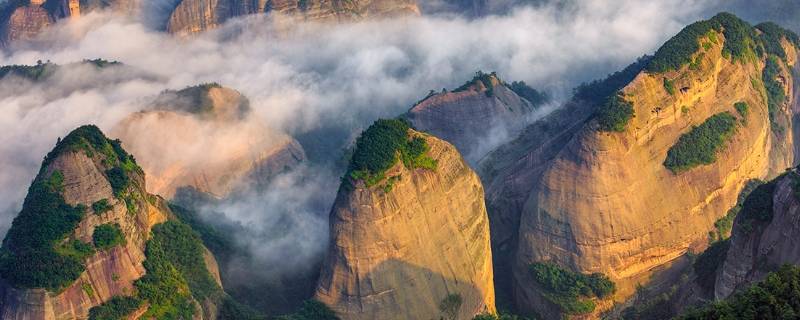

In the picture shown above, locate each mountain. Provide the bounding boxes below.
[715,169,800,299]
[406,71,546,165]
[315,119,495,320]
[0,125,235,319]
[166,0,420,35]
[481,13,799,318]
[112,83,306,199]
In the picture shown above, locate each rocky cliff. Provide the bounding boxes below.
[406,72,544,164]
[315,119,495,320]
[0,3,53,47]
[112,83,306,199]
[481,14,799,317]
[0,125,224,319]
[167,0,419,35]
[714,169,800,299]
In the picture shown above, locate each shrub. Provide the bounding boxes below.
[88,296,142,320]
[453,71,497,97]
[734,102,749,118]
[106,167,129,196]
[596,94,634,132]
[678,265,800,319]
[739,180,777,223]
[575,55,652,106]
[473,313,529,320]
[663,78,676,95]
[276,300,339,320]
[755,22,800,61]
[135,220,221,318]
[693,240,730,295]
[0,169,87,291]
[529,262,616,315]
[509,81,548,106]
[347,119,436,187]
[763,56,786,130]
[647,13,758,73]
[664,112,738,173]
[439,293,463,320]
[93,223,125,250]
[92,199,112,215]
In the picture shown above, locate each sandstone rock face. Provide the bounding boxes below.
[315,130,495,320]
[482,29,798,316]
[167,0,419,35]
[0,4,53,46]
[112,84,306,199]
[0,126,222,320]
[0,133,166,319]
[407,74,539,164]
[715,171,800,299]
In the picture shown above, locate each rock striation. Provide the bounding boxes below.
[407,72,544,164]
[315,123,495,320]
[166,0,420,35]
[112,83,306,199]
[0,125,223,319]
[714,169,800,299]
[481,14,798,318]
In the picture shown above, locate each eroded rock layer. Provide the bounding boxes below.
[316,129,495,320]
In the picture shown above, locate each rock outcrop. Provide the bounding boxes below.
[315,121,495,320]
[0,125,223,319]
[406,72,544,164]
[166,0,419,35]
[112,83,306,199]
[714,170,800,299]
[481,14,798,317]
[0,3,53,47]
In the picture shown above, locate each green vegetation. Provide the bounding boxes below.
[755,22,800,61]
[218,297,266,320]
[88,296,142,320]
[663,78,676,95]
[169,204,236,264]
[439,293,463,320]
[172,82,223,114]
[529,262,615,315]
[453,71,497,97]
[346,119,437,188]
[135,220,221,318]
[509,81,548,106]
[693,240,730,295]
[276,300,339,320]
[647,13,758,73]
[734,102,749,119]
[473,313,529,320]
[739,179,777,224]
[92,199,112,215]
[763,56,786,131]
[0,60,57,81]
[0,168,87,291]
[663,112,738,173]
[56,239,95,261]
[596,94,634,132]
[575,55,652,105]
[92,223,125,250]
[710,180,763,242]
[678,264,800,319]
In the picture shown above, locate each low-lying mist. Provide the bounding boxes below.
[0,0,748,313]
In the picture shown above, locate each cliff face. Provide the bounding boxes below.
[0,4,53,47]
[167,0,419,35]
[315,127,495,320]
[407,73,542,164]
[715,170,800,299]
[0,125,222,319]
[481,17,798,317]
[112,84,306,199]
